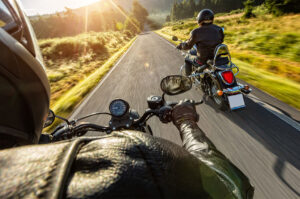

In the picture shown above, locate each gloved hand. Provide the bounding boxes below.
[172,99,199,127]
[176,43,183,50]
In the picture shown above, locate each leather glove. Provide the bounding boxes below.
[176,43,183,50]
[172,99,199,127]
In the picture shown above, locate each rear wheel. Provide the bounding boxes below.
[210,79,227,111]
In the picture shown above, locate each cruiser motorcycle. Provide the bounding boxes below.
[173,36,252,111]
[41,75,202,142]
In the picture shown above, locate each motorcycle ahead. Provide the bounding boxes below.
[41,75,202,142]
[172,36,251,111]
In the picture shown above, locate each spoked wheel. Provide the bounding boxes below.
[210,80,227,111]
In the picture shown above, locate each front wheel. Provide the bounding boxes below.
[210,79,227,111]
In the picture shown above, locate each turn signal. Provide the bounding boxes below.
[244,85,250,90]
[217,90,223,96]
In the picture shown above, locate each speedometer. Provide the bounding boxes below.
[109,99,129,117]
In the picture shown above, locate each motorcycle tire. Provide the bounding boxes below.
[210,79,227,111]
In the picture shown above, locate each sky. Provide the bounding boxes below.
[20,0,101,15]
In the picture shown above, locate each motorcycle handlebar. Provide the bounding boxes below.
[133,109,159,126]
[51,101,203,141]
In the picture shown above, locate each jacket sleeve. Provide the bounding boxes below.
[220,27,225,43]
[181,30,197,50]
[177,121,254,199]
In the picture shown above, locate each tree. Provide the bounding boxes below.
[243,0,256,18]
[265,0,300,15]
[124,17,141,34]
[132,0,149,28]
[166,15,171,22]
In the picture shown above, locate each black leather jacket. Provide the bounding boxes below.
[182,24,224,63]
[0,121,253,199]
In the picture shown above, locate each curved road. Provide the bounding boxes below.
[71,31,300,199]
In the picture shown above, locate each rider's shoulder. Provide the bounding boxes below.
[211,24,223,30]
[190,27,201,35]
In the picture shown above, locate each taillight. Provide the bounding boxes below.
[221,71,234,84]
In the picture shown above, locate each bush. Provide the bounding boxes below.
[123,30,132,38]
[53,39,85,58]
[40,32,112,60]
[124,17,141,34]
[88,39,106,53]
[265,0,300,16]
[243,0,256,18]
[166,15,171,22]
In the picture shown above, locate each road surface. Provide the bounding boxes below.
[71,31,300,199]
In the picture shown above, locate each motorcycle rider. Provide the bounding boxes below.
[177,9,224,76]
[0,1,253,198]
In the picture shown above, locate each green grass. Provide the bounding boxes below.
[156,12,300,109]
[233,59,300,109]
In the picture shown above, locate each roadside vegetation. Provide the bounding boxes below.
[50,37,136,119]
[40,31,135,107]
[31,0,149,131]
[157,4,300,109]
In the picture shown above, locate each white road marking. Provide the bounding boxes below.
[248,94,300,131]
[156,33,300,131]
[154,33,177,49]
[70,39,138,119]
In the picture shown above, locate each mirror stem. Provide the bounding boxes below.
[162,93,166,103]
[56,115,71,125]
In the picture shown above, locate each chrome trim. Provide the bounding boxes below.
[213,44,232,66]
[188,70,212,78]
[223,85,244,94]
[231,64,240,76]
[223,84,253,95]
[189,73,201,87]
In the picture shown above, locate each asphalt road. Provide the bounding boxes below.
[71,31,300,199]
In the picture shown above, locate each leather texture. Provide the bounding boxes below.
[181,24,224,63]
[0,127,253,199]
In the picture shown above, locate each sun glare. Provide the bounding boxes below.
[22,0,101,15]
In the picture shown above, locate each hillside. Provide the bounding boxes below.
[113,0,177,12]
[156,10,300,109]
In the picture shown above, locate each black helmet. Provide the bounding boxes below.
[197,9,214,24]
[0,0,50,148]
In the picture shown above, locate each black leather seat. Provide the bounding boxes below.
[215,57,229,66]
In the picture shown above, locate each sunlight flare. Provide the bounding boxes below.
[108,0,141,32]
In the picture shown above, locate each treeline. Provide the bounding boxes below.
[31,0,148,39]
[168,0,300,21]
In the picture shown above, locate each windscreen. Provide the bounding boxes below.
[0,1,14,28]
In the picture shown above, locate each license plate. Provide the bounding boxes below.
[228,94,245,110]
